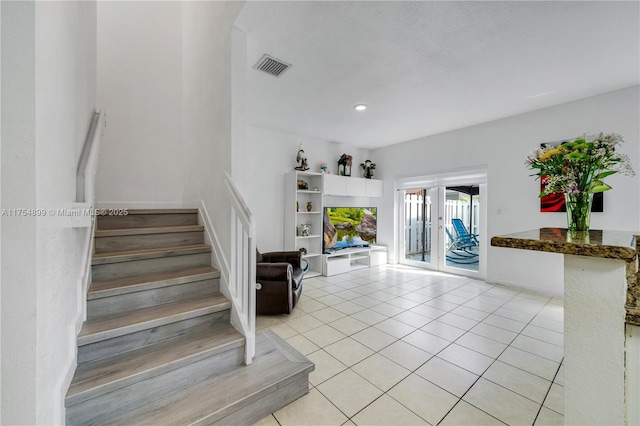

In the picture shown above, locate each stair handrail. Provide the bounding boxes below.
[223,171,256,364]
[77,110,106,204]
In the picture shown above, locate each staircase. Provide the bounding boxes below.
[66,209,313,425]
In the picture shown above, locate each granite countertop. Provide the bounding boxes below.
[491,228,640,325]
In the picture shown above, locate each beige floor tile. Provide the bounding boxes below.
[351,295,383,308]
[534,407,565,425]
[307,349,347,386]
[352,353,411,391]
[316,294,347,306]
[543,383,564,415]
[303,325,347,348]
[351,327,397,351]
[493,306,535,323]
[439,401,505,426]
[410,304,449,319]
[554,364,564,386]
[438,343,494,375]
[482,314,527,333]
[333,300,366,315]
[421,320,467,341]
[402,329,450,354]
[388,374,459,425]
[510,334,564,362]
[370,303,405,317]
[252,414,280,426]
[498,347,560,381]
[333,289,362,300]
[373,318,417,338]
[483,360,552,403]
[452,306,490,321]
[273,388,348,426]
[393,311,432,328]
[351,394,428,425]
[401,292,433,303]
[463,378,540,425]
[379,340,433,370]
[387,297,420,310]
[304,288,330,299]
[311,307,347,323]
[438,312,479,331]
[316,369,383,417]
[415,356,479,397]
[297,299,329,314]
[285,314,324,333]
[530,316,564,333]
[329,316,369,336]
[285,334,320,356]
[469,322,517,345]
[350,309,388,325]
[455,332,507,358]
[256,316,284,331]
[521,324,564,347]
[268,322,298,339]
[462,300,501,314]
[324,337,374,366]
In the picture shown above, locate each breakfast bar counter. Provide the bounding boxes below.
[491,228,639,425]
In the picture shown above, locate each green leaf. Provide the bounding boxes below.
[591,184,611,193]
[595,170,617,179]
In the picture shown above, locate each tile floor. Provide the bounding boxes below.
[254,265,564,426]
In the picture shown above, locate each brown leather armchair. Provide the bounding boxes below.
[256,249,304,315]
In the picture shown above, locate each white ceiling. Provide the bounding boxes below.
[234,1,640,149]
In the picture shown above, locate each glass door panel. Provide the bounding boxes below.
[442,186,480,273]
[401,188,433,268]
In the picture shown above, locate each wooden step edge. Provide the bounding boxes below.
[95,225,204,238]
[92,244,211,265]
[88,267,220,300]
[66,326,244,407]
[77,298,231,347]
[101,331,314,426]
[112,209,199,215]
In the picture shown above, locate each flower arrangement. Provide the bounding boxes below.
[526,132,634,196]
[319,162,330,174]
[526,132,634,231]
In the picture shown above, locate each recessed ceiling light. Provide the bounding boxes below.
[354,104,367,111]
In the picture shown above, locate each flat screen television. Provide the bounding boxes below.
[323,207,377,251]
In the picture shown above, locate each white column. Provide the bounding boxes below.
[564,254,627,425]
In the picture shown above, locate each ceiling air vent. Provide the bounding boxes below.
[253,54,292,78]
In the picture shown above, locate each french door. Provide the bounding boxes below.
[397,171,486,279]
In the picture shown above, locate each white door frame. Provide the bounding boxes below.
[395,169,487,280]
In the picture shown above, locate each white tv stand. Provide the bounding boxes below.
[322,246,387,276]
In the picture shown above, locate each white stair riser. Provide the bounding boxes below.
[88,279,220,319]
[78,311,230,363]
[95,231,204,253]
[67,346,244,425]
[97,213,198,229]
[93,253,211,281]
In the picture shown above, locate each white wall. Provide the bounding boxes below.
[1,1,97,424]
[244,125,373,253]
[96,2,184,205]
[374,86,640,296]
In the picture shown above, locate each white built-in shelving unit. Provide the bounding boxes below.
[284,171,324,277]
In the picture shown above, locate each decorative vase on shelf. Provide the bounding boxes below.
[565,192,593,232]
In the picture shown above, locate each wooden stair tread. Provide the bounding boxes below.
[67,324,244,406]
[88,266,219,300]
[102,331,314,426]
[92,244,211,265]
[108,209,199,215]
[78,294,230,346]
[95,225,204,237]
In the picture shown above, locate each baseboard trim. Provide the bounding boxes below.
[486,278,563,298]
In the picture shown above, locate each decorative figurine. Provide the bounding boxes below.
[360,159,376,179]
[295,143,309,171]
[319,162,330,174]
[299,247,307,255]
[297,179,309,190]
[338,154,352,176]
[306,201,313,212]
[301,224,311,237]
[296,201,299,212]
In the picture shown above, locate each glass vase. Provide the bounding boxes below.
[564,192,593,232]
